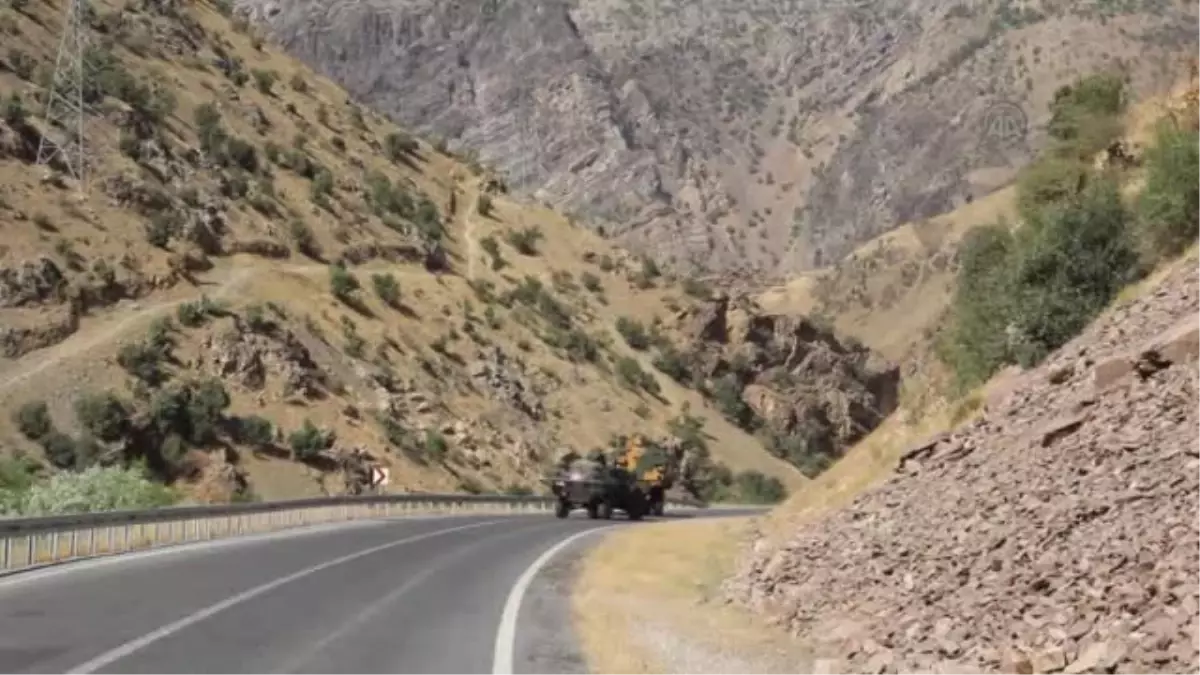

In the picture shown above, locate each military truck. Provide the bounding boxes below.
[546,455,647,520]
[616,434,681,517]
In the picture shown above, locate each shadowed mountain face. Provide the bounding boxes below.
[240,0,1196,277]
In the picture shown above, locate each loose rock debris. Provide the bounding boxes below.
[727,263,1200,674]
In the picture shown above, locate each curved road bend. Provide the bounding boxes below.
[0,509,758,674]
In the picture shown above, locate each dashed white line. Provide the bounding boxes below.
[65,519,503,674]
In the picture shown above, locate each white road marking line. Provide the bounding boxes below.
[65,519,504,674]
[278,520,554,673]
[492,525,614,675]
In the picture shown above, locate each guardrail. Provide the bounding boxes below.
[0,492,707,574]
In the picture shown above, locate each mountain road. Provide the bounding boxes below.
[0,508,761,674]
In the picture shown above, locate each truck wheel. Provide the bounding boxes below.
[628,502,645,521]
[598,501,613,520]
[555,499,570,519]
[586,502,599,519]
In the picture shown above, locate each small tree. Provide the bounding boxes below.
[251,68,277,95]
[288,419,334,460]
[615,316,651,350]
[371,273,401,308]
[424,429,448,461]
[1135,121,1199,264]
[235,415,274,448]
[74,391,129,442]
[14,401,52,441]
[329,263,360,302]
[384,131,417,161]
[506,226,543,255]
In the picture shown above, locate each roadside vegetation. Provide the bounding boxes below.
[940,72,1198,392]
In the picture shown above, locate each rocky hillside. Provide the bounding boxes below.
[660,293,901,477]
[726,256,1199,674]
[719,61,1200,674]
[236,0,1195,277]
[0,0,829,506]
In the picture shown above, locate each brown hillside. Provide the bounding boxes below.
[0,0,809,502]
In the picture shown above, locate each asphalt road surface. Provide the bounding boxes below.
[0,508,760,674]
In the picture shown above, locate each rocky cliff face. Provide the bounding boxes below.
[670,293,900,476]
[239,0,1196,276]
[724,260,1200,673]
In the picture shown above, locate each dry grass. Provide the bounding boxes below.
[573,518,816,674]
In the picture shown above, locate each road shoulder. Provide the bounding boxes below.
[570,518,816,674]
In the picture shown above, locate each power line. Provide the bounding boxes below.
[36,0,91,192]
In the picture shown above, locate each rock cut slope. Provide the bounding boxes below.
[726,257,1200,673]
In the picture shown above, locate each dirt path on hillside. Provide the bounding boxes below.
[0,258,441,397]
[0,267,256,395]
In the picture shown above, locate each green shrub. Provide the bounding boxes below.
[733,470,787,504]
[581,271,602,292]
[712,374,754,429]
[652,345,693,384]
[615,357,660,396]
[943,179,1141,390]
[480,235,506,270]
[681,277,711,299]
[117,339,170,385]
[148,379,231,448]
[289,419,334,459]
[615,316,650,350]
[1046,72,1127,158]
[1006,178,1141,366]
[74,391,129,442]
[235,415,274,447]
[1014,156,1089,225]
[1135,121,1199,264]
[329,263,360,301]
[371,273,401,308]
[424,429,448,460]
[14,400,52,441]
[384,131,418,161]
[761,429,835,479]
[506,226,543,255]
[251,68,277,94]
[40,432,80,470]
[14,464,176,516]
[938,224,1017,391]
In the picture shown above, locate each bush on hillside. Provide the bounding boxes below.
[74,391,130,443]
[1136,121,1200,264]
[289,419,335,460]
[733,470,787,504]
[12,464,177,517]
[1006,178,1141,367]
[615,316,651,350]
[13,400,52,441]
[943,172,1142,391]
[1015,156,1089,224]
[939,224,1019,391]
[329,263,360,301]
[1046,72,1128,158]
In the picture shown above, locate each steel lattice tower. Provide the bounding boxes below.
[36,0,89,191]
